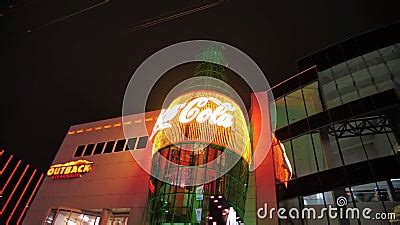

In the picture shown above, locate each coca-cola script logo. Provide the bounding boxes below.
[150,97,236,140]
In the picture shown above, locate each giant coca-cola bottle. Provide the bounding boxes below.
[148,46,250,224]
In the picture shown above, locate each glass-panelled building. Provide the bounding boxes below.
[274,22,400,224]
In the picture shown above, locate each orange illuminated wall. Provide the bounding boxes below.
[250,92,292,225]
[0,149,44,225]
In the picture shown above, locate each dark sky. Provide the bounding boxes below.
[1,0,400,172]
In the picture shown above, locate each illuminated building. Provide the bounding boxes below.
[24,23,400,225]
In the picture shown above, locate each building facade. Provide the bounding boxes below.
[24,23,400,225]
[274,22,400,225]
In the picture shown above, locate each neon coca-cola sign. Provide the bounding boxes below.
[150,96,236,140]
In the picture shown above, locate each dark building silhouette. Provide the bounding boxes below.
[274,22,400,224]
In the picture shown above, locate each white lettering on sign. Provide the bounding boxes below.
[150,97,236,140]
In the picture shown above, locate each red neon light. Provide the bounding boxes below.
[1,160,21,195]
[6,170,37,225]
[0,165,29,215]
[16,174,44,225]
[0,155,14,175]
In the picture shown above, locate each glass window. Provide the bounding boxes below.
[379,45,398,62]
[363,50,383,67]
[275,97,288,129]
[278,197,302,225]
[109,215,128,225]
[390,178,400,201]
[369,63,393,92]
[47,209,100,225]
[282,141,296,178]
[378,179,400,219]
[136,136,148,149]
[285,89,307,124]
[45,209,57,224]
[302,193,330,224]
[83,144,95,156]
[324,134,345,169]
[362,133,395,160]
[331,62,350,80]
[103,141,115,153]
[323,191,334,205]
[348,56,367,74]
[74,145,85,157]
[387,58,400,84]
[80,214,100,225]
[328,187,359,225]
[114,139,126,152]
[336,75,359,104]
[351,182,387,223]
[318,69,342,109]
[335,135,367,165]
[292,135,317,177]
[352,182,383,202]
[68,212,83,224]
[311,133,327,171]
[125,138,137,150]
[53,210,71,225]
[93,142,105,155]
[302,82,323,116]
[303,193,325,205]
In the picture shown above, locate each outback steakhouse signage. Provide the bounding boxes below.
[47,160,93,179]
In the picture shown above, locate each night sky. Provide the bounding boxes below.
[1,0,400,172]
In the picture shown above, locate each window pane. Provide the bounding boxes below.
[379,45,398,62]
[292,135,317,177]
[311,132,327,171]
[285,89,307,124]
[303,193,325,205]
[68,212,83,224]
[362,133,394,160]
[137,136,148,149]
[81,214,100,225]
[103,141,115,153]
[391,178,400,201]
[326,134,344,169]
[278,197,302,225]
[74,145,85,157]
[45,209,57,224]
[379,179,400,221]
[275,97,288,129]
[54,210,71,225]
[114,139,126,152]
[302,193,329,224]
[370,63,394,92]
[282,141,295,178]
[387,58,400,84]
[93,142,105,155]
[336,135,367,165]
[351,182,387,224]
[83,144,95,156]
[125,138,137,150]
[328,187,358,225]
[318,69,342,109]
[302,82,323,116]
